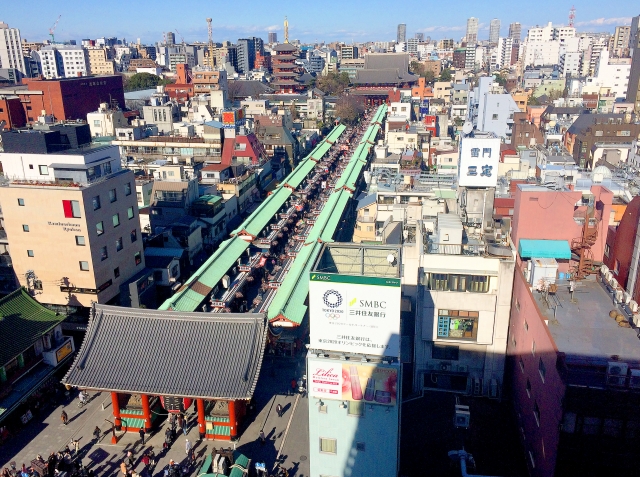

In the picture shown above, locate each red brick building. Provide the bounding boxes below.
[0,95,26,130]
[11,76,125,123]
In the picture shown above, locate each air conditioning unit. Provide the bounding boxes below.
[610,277,619,289]
[601,264,609,275]
[454,404,470,429]
[615,289,624,303]
[472,378,483,396]
[630,369,640,389]
[629,300,639,313]
[489,379,500,399]
[605,271,613,282]
[607,361,628,386]
[456,364,469,373]
[633,313,640,327]
[623,292,632,304]
[440,362,452,372]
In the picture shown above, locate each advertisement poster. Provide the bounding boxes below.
[308,358,398,406]
[309,273,401,357]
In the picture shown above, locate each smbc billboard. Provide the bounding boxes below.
[309,273,401,358]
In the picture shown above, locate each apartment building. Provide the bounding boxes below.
[0,22,26,74]
[86,47,115,75]
[38,45,89,79]
[0,125,144,308]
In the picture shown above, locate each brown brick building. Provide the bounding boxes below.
[511,111,544,148]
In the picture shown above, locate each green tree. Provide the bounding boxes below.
[315,72,351,95]
[335,95,365,125]
[124,72,172,92]
[439,68,452,82]
[424,70,435,83]
[494,74,507,87]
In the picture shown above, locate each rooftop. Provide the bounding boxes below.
[534,278,640,366]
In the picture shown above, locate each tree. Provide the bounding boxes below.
[438,68,452,82]
[335,95,365,125]
[124,72,172,92]
[410,60,425,77]
[315,72,351,95]
[424,70,435,83]
[494,74,507,87]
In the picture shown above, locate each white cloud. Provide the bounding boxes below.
[421,25,465,33]
[575,17,632,27]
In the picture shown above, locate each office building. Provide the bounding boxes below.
[397,24,407,44]
[86,47,116,75]
[489,19,500,45]
[466,17,479,45]
[415,32,425,42]
[308,243,402,477]
[508,22,522,42]
[610,25,631,57]
[0,22,26,75]
[0,124,144,308]
[166,32,175,46]
[38,45,88,79]
[268,32,277,44]
[340,45,359,60]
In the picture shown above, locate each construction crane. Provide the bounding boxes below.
[206,17,215,69]
[174,28,186,47]
[49,15,61,44]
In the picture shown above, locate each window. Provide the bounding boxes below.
[22,225,29,232]
[614,259,620,275]
[604,244,610,257]
[79,261,89,271]
[39,165,49,175]
[116,237,123,251]
[34,280,42,290]
[109,189,117,203]
[526,379,531,398]
[319,438,337,454]
[103,161,112,174]
[524,319,529,332]
[515,298,521,311]
[539,358,546,382]
[92,195,101,210]
[96,221,104,236]
[426,273,489,293]
[100,246,108,261]
[532,339,536,356]
[114,267,120,278]
[124,182,132,196]
[533,402,540,427]
[437,310,479,341]
[17,198,24,206]
[432,344,459,360]
[492,114,498,120]
[355,442,366,452]
[134,251,142,266]
[75,235,85,246]
[470,148,479,157]
[27,250,34,257]
[112,213,120,227]
[127,207,135,219]
[519,358,525,373]
[63,200,81,218]
[131,229,138,243]
[347,401,364,417]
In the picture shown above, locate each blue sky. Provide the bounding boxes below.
[2,0,637,44]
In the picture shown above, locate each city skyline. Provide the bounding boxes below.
[1,0,637,44]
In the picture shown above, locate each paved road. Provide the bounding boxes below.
[1,355,310,477]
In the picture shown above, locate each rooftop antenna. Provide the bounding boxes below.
[49,15,61,44]
[284,16,289,44]
[206,17,215,69]
[569,6,576,28]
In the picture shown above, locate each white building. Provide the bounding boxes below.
[590,49,631,99]
[38,45,88,79]
[87,103,129,138]
[0,22,26,74]
[467,77,520,141]
[559,51,581,77]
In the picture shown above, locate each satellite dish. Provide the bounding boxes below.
[462,122,473,135]
[221,275,231,289]
[387,254,397,264]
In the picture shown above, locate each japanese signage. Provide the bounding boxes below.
[457,136,500,187]
[308,358,398,406]
[309,273,401,357]
[55,340,73,363]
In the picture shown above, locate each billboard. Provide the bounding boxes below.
[308,358,398,406]
[457,136,501,188]
[309,273,401,357]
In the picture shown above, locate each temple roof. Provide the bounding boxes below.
[63,304,267,400]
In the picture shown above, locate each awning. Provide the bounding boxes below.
[518,239,571,259]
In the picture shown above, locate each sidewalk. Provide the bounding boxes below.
[1,354,310,477]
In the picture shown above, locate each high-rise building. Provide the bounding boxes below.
[0,124,144,308]
[489,19,500,45]
[166,32,175,46]
[415,32,424,42]
[466,17,479,45]
[628,15,640,113]
[397,24,407,44]
[0,22,26,75]
[610,25,631,57]
[236,37,263,74]
[268,32,277,44]
[508,22,522,42]
[37,45,89,79]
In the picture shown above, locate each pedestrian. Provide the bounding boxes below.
[71,438,80,456]
[120,462,128,477]
[181,415,188,436]
[93,426,101,441]
[569,280,575,302]
[290,379,297,395]
[185,439,192,457]
[60,410,68,425]
[147,449,156,467]
[139,428,145,445]
[259,430,265,445]
[141,455,149,471]
[164,428,172,449]
[276,403,283,418]
[127,450,134,468]
[177,414,184,433]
